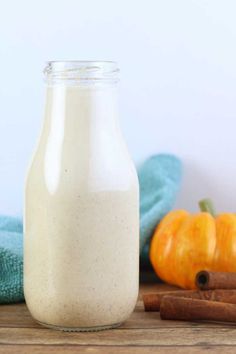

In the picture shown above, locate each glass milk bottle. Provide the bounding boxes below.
[24,61,139,331]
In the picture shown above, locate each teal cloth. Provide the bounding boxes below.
[0,216,24,303]
[139,154,182,268]
[0,153,181,304]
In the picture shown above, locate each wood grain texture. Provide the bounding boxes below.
[1,346,236,354]
[2,327,236,346]
[1,283,236,353]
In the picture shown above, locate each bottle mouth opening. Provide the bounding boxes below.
[44,61,119,84]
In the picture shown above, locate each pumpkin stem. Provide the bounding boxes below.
[199,199,216,217]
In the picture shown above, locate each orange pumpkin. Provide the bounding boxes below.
[150,199,236,289]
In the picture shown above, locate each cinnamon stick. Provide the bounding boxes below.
[196,271,236,290]
[143,289,236,311]
[160,295,236,322]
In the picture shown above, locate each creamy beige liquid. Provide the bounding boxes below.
[24,84,139,330]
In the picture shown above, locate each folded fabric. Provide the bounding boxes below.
[0,216,24,303]
[0,153,182,303]
[139,154,182,268]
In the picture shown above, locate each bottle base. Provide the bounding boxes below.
[36,320,122,332]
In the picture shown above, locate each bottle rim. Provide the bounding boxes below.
[44,61,119,84]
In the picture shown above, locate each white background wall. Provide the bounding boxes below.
[1,0,236,215]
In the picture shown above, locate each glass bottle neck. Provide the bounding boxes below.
[43,61,120,145]
[44,82,119,131]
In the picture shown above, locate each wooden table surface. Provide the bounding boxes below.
[1,283,236,353]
